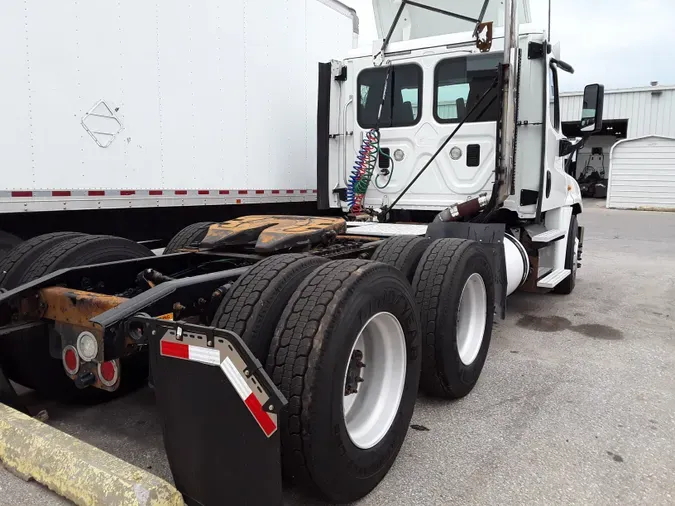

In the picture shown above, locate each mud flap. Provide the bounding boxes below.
[134,316,286,506]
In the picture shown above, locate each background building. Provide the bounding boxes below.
[561,83,675,209]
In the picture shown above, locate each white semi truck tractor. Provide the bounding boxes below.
[0,1,604,505]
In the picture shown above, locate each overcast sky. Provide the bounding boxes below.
[341,0,674,91]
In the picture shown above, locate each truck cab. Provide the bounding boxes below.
[317,0,604,293]
[320,24,585,219]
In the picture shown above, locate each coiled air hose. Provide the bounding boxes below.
[346,129,380,213]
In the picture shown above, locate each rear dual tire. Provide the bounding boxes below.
[372,235,496,399]
[267,260,421,503]
[211,253,327,361]
[370,235,431,281]
[211,255,421,503]
[215,240,494,500]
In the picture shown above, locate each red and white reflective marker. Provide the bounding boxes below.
[160,337,277,437]
[219,357,277,437]
[160,340,221,365]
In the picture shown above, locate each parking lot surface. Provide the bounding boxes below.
[1,201,674,505]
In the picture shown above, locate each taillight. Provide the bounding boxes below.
[97,360,119,387]
[62,345,79,375]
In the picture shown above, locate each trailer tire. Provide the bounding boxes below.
[412,238,494,399]
[370,235,431,281]
[164,222,215,254]
[0,232,84,290]
[267,260,421,503]
[553,215,578,295]
[4,235,153,403]
[0,231,22,261]
[211,254,326,361]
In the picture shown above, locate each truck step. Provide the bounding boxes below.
[530,228,565,243]
[537,269,571,289]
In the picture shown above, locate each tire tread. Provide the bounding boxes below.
[164,222,215,254]
[0,232,83,289]
[212,253,325,360]
[370,235,431,281]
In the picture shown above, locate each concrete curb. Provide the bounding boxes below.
[0,403,182,506]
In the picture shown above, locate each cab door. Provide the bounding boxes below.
[540,57,572,212]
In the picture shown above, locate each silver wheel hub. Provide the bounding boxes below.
[343,312,407,450]
[456,273,487,366]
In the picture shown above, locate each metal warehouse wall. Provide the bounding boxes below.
[560,86,675,138]
[608,136,675,209]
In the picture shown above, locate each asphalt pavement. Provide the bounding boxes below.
[1,201,674,505]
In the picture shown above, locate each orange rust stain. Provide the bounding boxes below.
[201,215,346,252]
[40,287,127,329]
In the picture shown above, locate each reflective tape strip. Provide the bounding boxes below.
[161,341,189,360]
[244,393,277,437]
[160,340,220,365]
[188,346,220,366]
[220,357,277,437]
[219,357,252,400]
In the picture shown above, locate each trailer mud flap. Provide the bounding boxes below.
[135,317,287,506]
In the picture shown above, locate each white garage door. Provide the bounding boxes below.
[608,135,675,209]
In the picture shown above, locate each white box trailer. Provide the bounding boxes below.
[0,0,358,251]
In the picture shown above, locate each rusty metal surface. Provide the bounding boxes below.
[40,287,127,330]
[200,215,347,253]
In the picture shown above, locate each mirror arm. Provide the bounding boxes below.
[551,58,574,74]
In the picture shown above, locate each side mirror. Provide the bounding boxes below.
[580,84,604,134]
